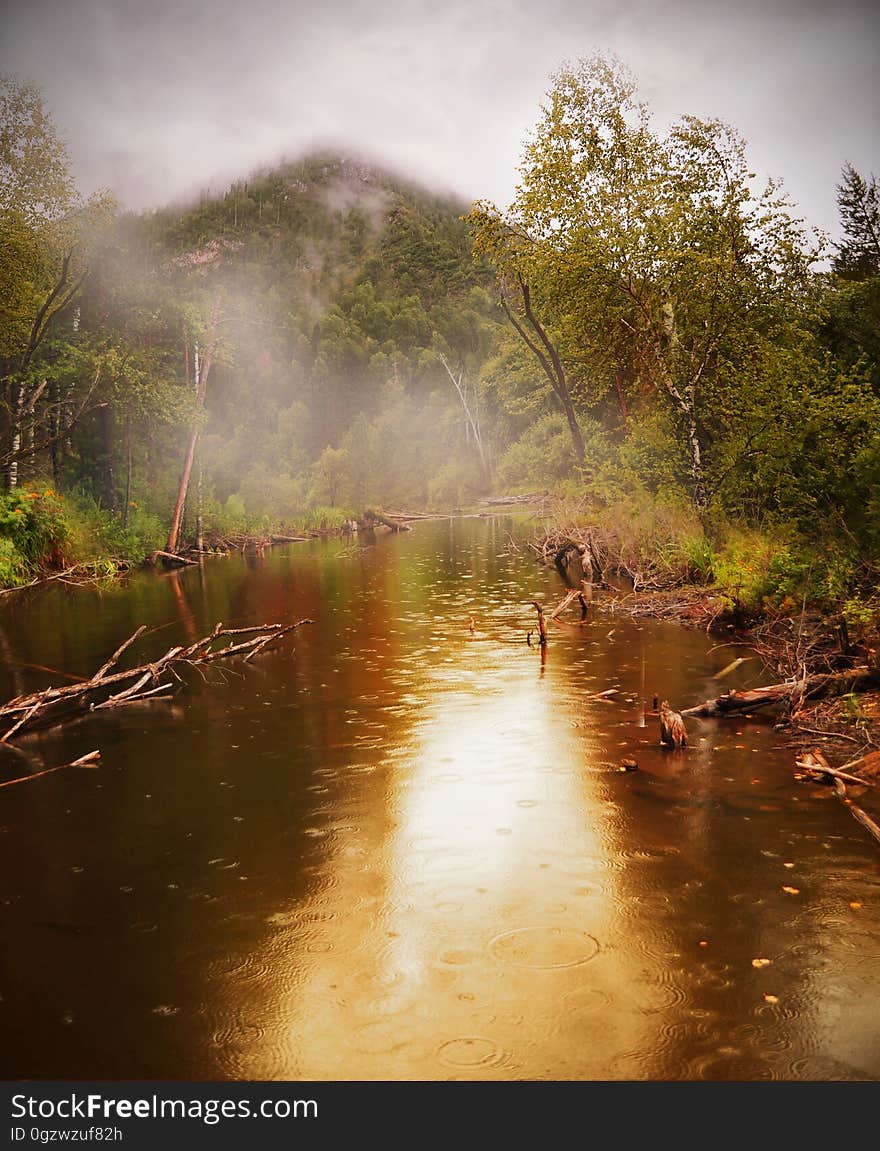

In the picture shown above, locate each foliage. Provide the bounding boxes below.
[0,486,69,576]
[469,54,818,510]
[496,413,577,488]
[833,164,880,281]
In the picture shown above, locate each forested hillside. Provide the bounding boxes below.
[41,151,508,550]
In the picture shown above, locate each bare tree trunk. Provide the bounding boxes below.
[687,412,708,512]
[195,453,204,553]
[656,359,708,512]
[166,306,219,554]
[437,352,491,479]
[122,415,133,529]
[7,383,23,490]
[49,380,60,488]
[500,278,586,466]
[101,404,117,512]
[614,369,630,437]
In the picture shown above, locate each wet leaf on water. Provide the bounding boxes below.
[698,940,708,948]
[752,958,772,969]
[782,886,800,895]
[783,862,795,869]
[850,902,862,910]
[763,994,779,1005]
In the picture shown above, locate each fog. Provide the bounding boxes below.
[1,0,878,237]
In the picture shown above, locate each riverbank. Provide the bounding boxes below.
[522,497,878,759]
[526,514,880,763]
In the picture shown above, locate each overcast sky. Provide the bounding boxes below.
[2,0,877,240]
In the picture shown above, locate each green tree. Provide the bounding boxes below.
[0,75,113,488]
[833,164,880,281]
[469,54,816,511]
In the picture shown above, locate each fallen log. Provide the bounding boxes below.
[153,550,199,567]
[360,509,411,532]
[0,619,313,743]
[682,667,880,718]
[480,492,548,507]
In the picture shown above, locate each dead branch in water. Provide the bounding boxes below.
[682,667,880,719]
[152,550,199,568]
[530,601,548,646]
[797,749,880,847]
[360,509,412,532]
[0,750,101,789]
[0,561,132,597]
[0,620,313,743]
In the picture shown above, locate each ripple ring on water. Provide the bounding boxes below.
[489,926,600,969]
[437,1036,506,1069]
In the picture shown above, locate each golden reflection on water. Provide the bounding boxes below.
[247,633,662,1080]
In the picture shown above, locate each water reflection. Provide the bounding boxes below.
[1,520,879,1080]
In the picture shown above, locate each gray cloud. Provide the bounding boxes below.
[1,0,878,238]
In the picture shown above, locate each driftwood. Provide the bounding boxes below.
[0,620,313,743]
[795,759,876,789]
[549,580,592,623]
[682,667,880,718]
[271,534,309,543]
[0,750,101,789]
[797,750,880,847]
[480,492,548,507]
[153,549,199,568]
[360,509,412,532]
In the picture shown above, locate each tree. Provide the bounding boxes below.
[469,55,816,511]
[0,75,113,488]
[466,210,588,467]
[821,164,880,399]
[833,163,880,281]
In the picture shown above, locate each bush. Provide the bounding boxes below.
[0,487,71,585]
[496,412,611,489]
[0,537,28,586]
[427,458,484,509]
[709,529,857,615]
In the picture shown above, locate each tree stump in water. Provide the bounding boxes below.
[659,701,688,748]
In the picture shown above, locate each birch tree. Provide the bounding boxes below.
[469,54,816,511]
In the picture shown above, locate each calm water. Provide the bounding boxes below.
[1,518,878,1081]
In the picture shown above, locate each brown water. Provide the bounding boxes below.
[1,518,878,1081]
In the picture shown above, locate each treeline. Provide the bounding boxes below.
[468,56,879,619]
[0,61,878,625]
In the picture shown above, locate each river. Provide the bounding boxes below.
[1,518,878,1080]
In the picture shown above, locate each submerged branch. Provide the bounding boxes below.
[0,620,314,743]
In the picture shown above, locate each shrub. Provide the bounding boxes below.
[0,487,71,585]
